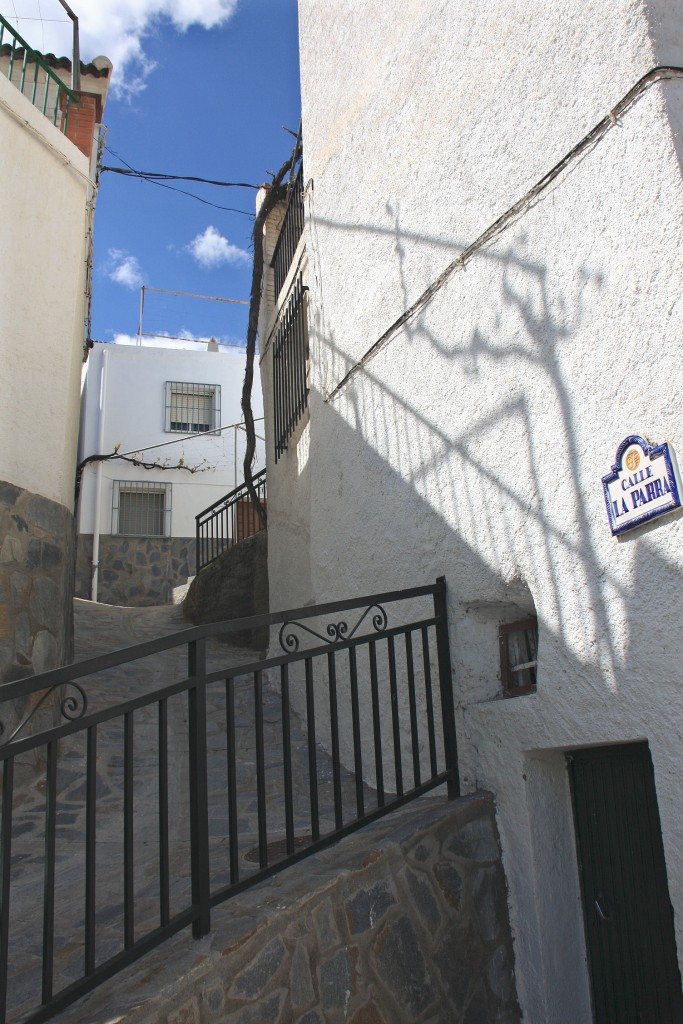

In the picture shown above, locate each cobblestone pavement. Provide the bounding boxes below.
[6,599,370,1023]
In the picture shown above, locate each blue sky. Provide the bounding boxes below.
[8,0,301,348]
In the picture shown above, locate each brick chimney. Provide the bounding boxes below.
[60,91,101,160]
[56,55,111,162]
[57,90,100,158]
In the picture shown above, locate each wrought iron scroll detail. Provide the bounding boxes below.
[0,681,88,746]
[279,604,388,653]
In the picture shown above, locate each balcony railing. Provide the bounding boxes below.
[0,579,458,1024]
[273,275,309,462]
[270,163,305,299]
[195,468,267,574]
[0,15,78,131]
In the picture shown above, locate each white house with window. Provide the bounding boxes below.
[76,341,264,606]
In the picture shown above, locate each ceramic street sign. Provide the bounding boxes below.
[603,435,681,537]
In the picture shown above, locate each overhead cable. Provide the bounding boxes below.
[102,145,254,215]
[101,166,260,189]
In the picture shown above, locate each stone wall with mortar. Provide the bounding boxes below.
[62,794,520,1024]
[75,535,196,607]
[0,481,75,732]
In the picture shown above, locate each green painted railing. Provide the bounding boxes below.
[0,14,78,131]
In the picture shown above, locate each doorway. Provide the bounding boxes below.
[568,742,683,1023]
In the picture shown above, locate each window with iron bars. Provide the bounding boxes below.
[499,617,538,696]
[273,275,309,462]
[165,382,220,433]
[112,481,171,537]
[270,162,305,299]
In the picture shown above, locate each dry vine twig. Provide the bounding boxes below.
[74,451,209,501]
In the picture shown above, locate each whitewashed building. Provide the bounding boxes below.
[76,341,264,606]
[0,22,111,686]
[259,3,683,1020]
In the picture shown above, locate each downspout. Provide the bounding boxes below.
[91,348,108,601]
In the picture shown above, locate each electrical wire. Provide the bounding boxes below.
[113,416,265,460]
[36,0,45,52]
[102,167,260,189]
[103,146,255,216]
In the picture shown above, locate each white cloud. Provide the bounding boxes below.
[186,225,250,269]
[8,1,239,99]
[107,249,144,289]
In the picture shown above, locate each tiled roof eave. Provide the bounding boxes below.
[0,44,109,78]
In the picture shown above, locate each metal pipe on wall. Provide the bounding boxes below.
[91,348,108,601]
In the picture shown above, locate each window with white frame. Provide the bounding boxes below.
[165,382,220,433]
[112,481,171,536]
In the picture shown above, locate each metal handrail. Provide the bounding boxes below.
[195,468,266,574]
[197,467,266,520]
[0,579,459,1023]
[0,15,79,131]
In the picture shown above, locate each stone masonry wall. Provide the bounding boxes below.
[64,793,521,1024]
[75,534,197,607]
[183,530,268,648]
[0,480,74,683]
[0,480,75,734]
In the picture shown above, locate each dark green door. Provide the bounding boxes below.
[568,743,683,1023]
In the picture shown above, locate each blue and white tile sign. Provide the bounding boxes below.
[603,435,681,536]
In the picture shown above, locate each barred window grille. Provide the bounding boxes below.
[165,382,220,433]
[270,163,305,298]
[113,481,171,537]
[499,617,538,696]
[273,275,309,462]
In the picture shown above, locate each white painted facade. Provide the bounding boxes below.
[78,342,264,542]
[0,68,95,511]
[260,2,683,1020]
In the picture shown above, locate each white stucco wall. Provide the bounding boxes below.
[0,70,91,511]
[262,2,683,1020]
[78,343,264,538]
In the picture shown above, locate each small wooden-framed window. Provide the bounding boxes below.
[499,617,538,697]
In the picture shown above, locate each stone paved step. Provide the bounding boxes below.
[48,793,521,1024]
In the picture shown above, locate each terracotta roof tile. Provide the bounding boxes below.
[0,44,109,77]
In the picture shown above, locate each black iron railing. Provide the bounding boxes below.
[195,468,266,574]
[0,580,458,1024]
[273,276,309,462]
[270,163,305,299]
